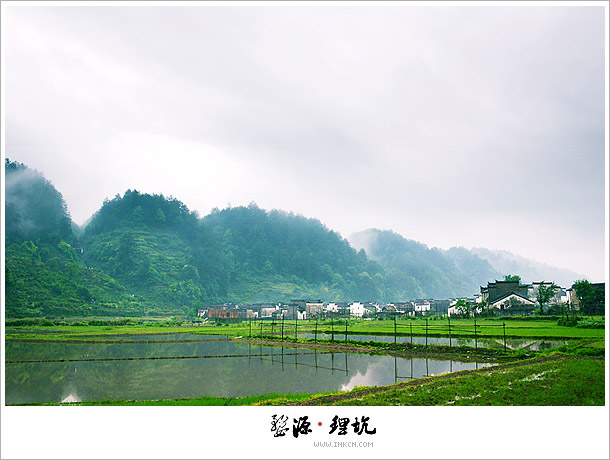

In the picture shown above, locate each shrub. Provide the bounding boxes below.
[575,319,605,329]
[557,318,579,327]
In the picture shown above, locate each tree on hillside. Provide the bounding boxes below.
[504,274,521,283]
[536,281,558,315]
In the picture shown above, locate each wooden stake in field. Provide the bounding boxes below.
[503,322,507,351]
[425,319,428,346]
[281,316,285,341]
[331,318,335,342]
[345,319,348,344]
[448,317,452,347]
[394,316,397,344]
[474,318,478,350]
[314,319,318,343]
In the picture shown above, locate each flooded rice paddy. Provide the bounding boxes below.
[5,334,493,404]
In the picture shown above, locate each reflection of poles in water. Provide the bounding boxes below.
[248,342,251,364]
[475,361,479,370]
[410,356,413,379]
[259,343,263,364]
[426,357,429,377]
[344,353,348,376]
[474,318,478,350]
[448,317,452,347]
[315,349,318,373]
[450,358,453,373]
[331,352,335,374]
[394,356,398,384]
[281,346,285,372]
[295,347,298,370]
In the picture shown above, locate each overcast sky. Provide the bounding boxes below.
[2,4,607,280]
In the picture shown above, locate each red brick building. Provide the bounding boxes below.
[208,309,238,321]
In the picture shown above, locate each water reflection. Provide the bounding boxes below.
[299,333,567,351]
[5,338,491,405]
[254,347,349,375]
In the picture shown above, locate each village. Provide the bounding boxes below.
[197,279,605,322]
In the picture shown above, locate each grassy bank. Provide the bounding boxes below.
[290,355,605,406]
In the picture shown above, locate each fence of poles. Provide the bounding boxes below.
[391,317,508,350]
[247,316,515,351]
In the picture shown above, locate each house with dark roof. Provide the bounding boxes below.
[481,280,537,315]
[481,280,531,303]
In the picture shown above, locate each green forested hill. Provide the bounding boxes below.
[82,190,228,308]
[82,196,386,306]
[4,159,144,318]
[203,204,385,302]
[4,239,138,317]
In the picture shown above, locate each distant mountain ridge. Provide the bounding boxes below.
[349,229,501,298]
[349,228,586,296]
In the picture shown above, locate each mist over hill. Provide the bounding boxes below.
[349,229,501,298]
[5,159,72,245]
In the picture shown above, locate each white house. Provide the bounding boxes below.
[491,292,536,311]
[413,301,431,315]
[349,302,366,318]
[260,306,278,318]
